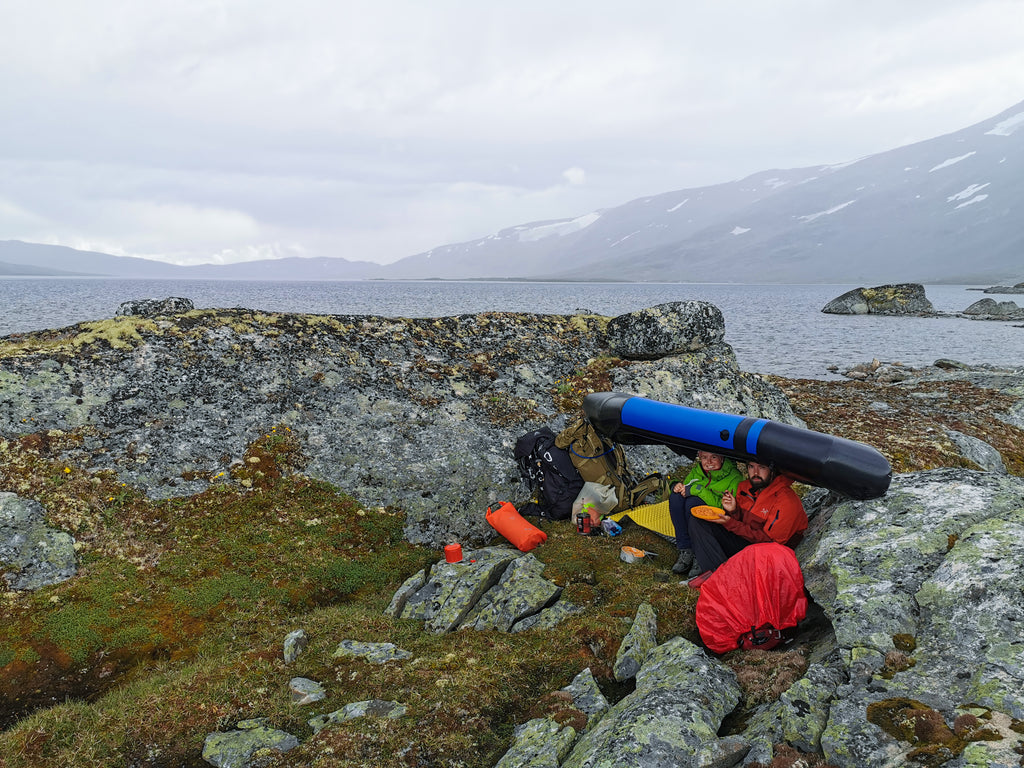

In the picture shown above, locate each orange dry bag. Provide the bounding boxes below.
[486,501,547,552]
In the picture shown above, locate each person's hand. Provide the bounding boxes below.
[721,491,736,513]
[672,482,686,495]
[711,513,730,525]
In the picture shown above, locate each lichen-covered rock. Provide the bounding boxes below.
[391,549,576,634]
[613,602,657,682]
[492,717,578,768]
[822,284,934,315]
[561,636,743,768]
[398,547,520,633]
[383,568,428,618]
[0,304,804,551]
[201,719,299,768]
[115,296,195,317]
[510,599,586,632]
[462,553,561,632]
[0,492,77,591]
[741,659,847,763]
[560,668,609,730]
[605,301,726,359]
[332,640,413,664]
[799,469,1024,767]
[308,699,407,735]
[944,428,1006,473]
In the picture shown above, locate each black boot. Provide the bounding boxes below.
[672,549,694,575]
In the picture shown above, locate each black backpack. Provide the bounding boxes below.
[514,427,584,520]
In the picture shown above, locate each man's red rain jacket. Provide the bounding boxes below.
[721,474,807,546]
[696,542,807,654]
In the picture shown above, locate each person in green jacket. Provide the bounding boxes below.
[669,451,744,574]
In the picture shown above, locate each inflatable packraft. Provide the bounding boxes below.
[695,543,807,653]
[583,392,892,500]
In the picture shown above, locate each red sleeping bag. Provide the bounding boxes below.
[695,543,807,654]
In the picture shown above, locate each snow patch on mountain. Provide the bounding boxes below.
[515,212,601,242]
[667,199,689,213]
[955,194,988,210]
[929,151,976,172]
[731,226,751,235]
[609,231,640,247]
[797,200,856,223]
[948,183,991,202]
[985,111,1024,136]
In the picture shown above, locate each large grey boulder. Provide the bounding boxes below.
[0,492,77,591]
[605,301,726,359]
[0,303,808,551]
[822,283,935,315]
[115,296,195,317]
[610,354,805,427]
[800,469,1024,767]
[561,636,744,768]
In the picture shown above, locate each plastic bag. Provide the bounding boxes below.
[570,482,618,519]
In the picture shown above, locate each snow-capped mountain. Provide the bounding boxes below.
[384,99,1024,284]
[4,99,1022,284]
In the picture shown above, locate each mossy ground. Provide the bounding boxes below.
[2,372,1021,767]
[0,425,703,768]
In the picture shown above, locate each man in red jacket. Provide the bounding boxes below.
[688,460,808,581]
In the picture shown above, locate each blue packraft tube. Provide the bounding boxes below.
[583,392,892,500]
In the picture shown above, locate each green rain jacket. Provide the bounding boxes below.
[680,458,744,507]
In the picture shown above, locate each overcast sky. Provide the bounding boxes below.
[2,1,1024,266]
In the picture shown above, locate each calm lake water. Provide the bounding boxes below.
[1,278,1020,380]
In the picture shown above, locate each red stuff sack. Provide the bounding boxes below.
[695,543,807,654]
[486,501,547,552]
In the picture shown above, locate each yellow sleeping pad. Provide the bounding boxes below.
[607,499,675,539]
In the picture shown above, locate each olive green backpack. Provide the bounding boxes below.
[555,415,666,513]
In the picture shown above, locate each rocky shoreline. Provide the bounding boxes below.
[2,298,1024,768]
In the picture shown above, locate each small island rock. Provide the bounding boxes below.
[822,283,934,316]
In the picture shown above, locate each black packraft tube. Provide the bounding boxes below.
[583,392,891,500]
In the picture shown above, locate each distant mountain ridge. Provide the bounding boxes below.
[389,98,1024,284]
[4,98,1023,284]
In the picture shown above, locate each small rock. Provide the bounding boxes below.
[308,699,407,734]
[332,640,413,664]
[288,677,326,705]
[283,629,308,663]
[201,721,299,767]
